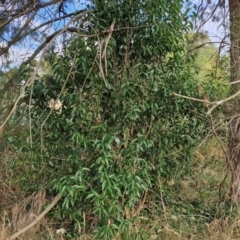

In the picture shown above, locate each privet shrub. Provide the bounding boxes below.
[9,0,209,238]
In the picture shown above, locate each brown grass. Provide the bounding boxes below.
[11,189,46,237]
[205,217,240,240]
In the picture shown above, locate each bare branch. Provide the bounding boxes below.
[0,11,37,56]
[0,0,61,28]
[172,92,215,105]
[173,88,240,116]
[21,10,85,37]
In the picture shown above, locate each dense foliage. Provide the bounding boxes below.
[7,0,211,238]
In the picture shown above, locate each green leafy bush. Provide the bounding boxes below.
[9,0,210,238]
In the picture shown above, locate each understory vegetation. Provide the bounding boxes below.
[1,137,234,239]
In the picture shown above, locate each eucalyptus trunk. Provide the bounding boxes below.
[228,0,240,204]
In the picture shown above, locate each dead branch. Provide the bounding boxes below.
[172,92,215,105]
[173,89,240,115]
[101,22,115,77]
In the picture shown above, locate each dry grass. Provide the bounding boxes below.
[0,218,11,240]
[205,217,240,240]
[0,187,48,240]
[11,189,46,237]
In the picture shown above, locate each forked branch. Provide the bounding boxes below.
[173,90,240,115]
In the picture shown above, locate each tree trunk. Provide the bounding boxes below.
[228,0,240,204]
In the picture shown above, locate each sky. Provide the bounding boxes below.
[201,19,229,53]
[192,0,229,52]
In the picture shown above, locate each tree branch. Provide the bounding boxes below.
[22,10,86,37]
[0,11,37,56]
[0,0,61,28]
[172,92,215,105]
[0,11,89,133]
[173,89,240,115]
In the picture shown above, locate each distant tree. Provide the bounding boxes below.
[187,31,229,100]
[187,32,218,80]
[193,0,240,205]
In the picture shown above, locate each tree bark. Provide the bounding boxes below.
[228,0,240,204]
